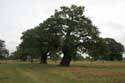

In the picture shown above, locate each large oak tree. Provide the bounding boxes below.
[46,5,100,66]
[18,5,105,66]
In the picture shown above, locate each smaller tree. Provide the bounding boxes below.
[104,38,124,61]
[0,40,9,59]
[13,48,29,61]
[87,38,111,60]
[87,38,124,61]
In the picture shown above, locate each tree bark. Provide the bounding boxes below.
[60,50,72,66]
[40,52,48,64]
[30,56,33,64]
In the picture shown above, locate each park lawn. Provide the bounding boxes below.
[0,61,125,83]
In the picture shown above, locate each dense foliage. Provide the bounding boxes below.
[0,39,9,59]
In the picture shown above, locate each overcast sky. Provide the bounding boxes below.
[0,0,125,53]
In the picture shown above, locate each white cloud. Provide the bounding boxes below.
[84,0,125,45]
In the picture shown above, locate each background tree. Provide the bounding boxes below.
[19,28,48,63]
[104,38,124,61]
[0,39,9,59]
[19,21,61,64]
[87,38,111,61]
[19,29,39,62]
[87,38,124,61]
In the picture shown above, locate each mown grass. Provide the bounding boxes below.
[0,60,125,83]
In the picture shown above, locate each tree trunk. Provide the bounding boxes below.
[40,53,48,64]
[30,56,33,64]
[60,51,72,66]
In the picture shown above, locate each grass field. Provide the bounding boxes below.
[0,60,125,83]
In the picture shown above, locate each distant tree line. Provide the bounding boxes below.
[10,5,124,66]
[0,39,9,60]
